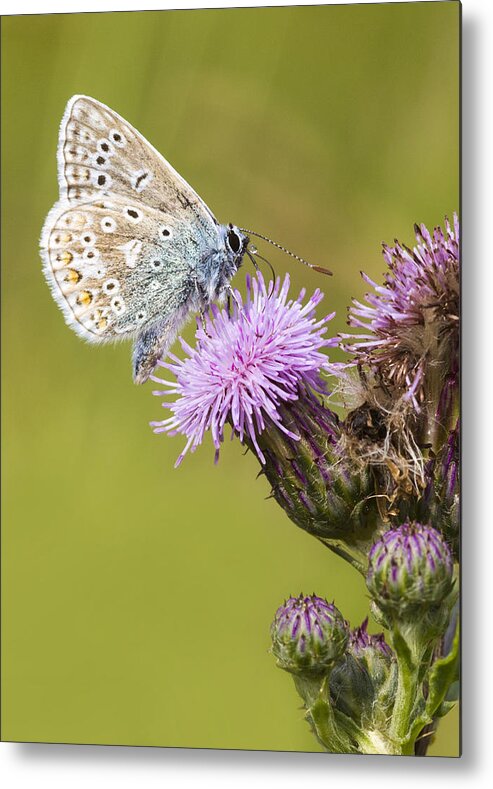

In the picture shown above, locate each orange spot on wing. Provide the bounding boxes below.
[77,290,92,307]
[56,250,73,266]
[65,269,81,284]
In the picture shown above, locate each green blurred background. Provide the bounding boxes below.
[1,3,459,754]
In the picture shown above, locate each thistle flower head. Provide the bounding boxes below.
[366,522,454,618]
[271,594,349,675]
[255,391,379,553]
[151,273,336,465]
[349,618,392,658]
[329,618,395,721]
[338,216,459,501]
[345,215,459,412]
[348,618,393,690]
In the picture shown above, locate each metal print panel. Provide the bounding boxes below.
[1,1,460,756]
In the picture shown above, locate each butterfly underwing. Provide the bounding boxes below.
[40,95,248,383]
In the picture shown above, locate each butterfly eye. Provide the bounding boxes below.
[227,228,241,254]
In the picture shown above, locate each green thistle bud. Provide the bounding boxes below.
[366,522,454,619]
[271,594,349,676]
[329,619,395,723]
[349,618,394,683]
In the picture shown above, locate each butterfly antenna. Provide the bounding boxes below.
[241,228,332,276]
[246,249,260,271]
[253,250,277,282]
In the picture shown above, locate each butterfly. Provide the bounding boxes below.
[40,95,250,383]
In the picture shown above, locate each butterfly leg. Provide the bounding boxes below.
[132,319,179,384]
[226,285,242,315]
[199,308,208,332]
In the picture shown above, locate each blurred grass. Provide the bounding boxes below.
[1,4,459,754]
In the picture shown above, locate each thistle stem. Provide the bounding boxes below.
[389,626,427,751]
[390,651,418,748]
[319,538,367,575]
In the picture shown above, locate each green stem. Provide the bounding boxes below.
[315,704,402,755]
[358,729,401,756]
[390,646,418,746]
[319,538,366,575]
[389,624,435,751]
[295,675,402,755]
[309,698,355,754]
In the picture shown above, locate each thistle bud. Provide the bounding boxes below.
[271,594,349,676]
[350,618,392,664]
[366,523,454,618]
[419,422,459,557]
[257,392,380,558]
[329,619,395,723]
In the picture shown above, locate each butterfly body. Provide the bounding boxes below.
[40,95,248,382]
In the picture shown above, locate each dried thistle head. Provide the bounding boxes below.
[337,367,426,511]
[343,215,459,420]
[336,216,460,509]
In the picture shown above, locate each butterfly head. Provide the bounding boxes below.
[225,223,249,269]
[197,223,248,303]
[225,223,248,259]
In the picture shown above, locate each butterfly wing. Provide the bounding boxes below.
[57,94,217,226]
[41,95,232,382]
[40,195,209,344]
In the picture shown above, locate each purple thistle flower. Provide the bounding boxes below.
[150,272,380,557]
[151,272,336,466]
[343,215,459,426]
[271,594,349,675]
[349,618,392,658]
